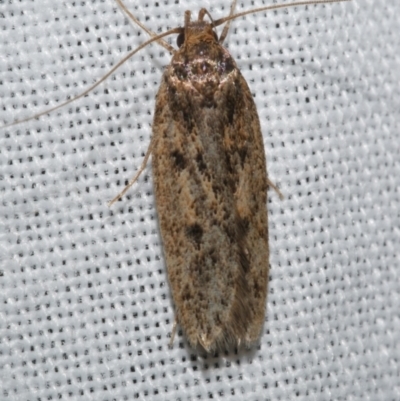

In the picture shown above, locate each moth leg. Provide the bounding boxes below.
[169,319,178,349]
[108,136,155,206]
[268,178,284,200]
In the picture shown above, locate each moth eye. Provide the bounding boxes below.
[177,33,185,48]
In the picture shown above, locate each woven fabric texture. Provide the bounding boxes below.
[1,0,399,400]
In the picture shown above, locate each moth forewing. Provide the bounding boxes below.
[1,0,351,353]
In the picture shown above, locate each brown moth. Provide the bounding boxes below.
[152,13,271,351]
[144,0,349,352]
[3,0,350,352]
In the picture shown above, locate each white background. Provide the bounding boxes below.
[1,0,399,400]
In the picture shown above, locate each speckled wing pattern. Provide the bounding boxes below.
[151,21,269,352]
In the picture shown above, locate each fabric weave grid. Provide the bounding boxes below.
[0,1,399,400]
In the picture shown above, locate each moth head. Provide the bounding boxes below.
[176,26,218,48]
[176,9,219,49]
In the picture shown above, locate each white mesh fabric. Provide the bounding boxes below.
[1,0,399,400]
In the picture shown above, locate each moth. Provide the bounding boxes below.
[3,0,350,352]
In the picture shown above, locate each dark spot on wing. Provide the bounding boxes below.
[225,94,236,125]
[236,216,250,239]
[196,153,207,173]
[186,223,203,247]
[171,150,186,170]
[238,145,248,166]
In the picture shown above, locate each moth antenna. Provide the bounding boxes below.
[2,28,181,129]
[115,0,175,53]
[213,0,351,28]
[268,178,284,200]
